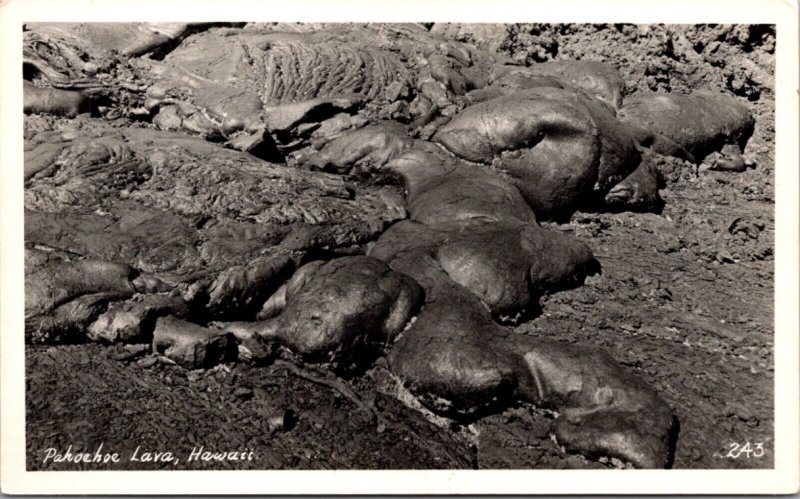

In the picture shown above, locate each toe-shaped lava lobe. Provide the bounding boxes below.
[433,87,640,220]
[524,87,641,194]
[370,145,598,323]
[25,253,136,318]
[153,317,236,370]
[224,256,423,372]
[380,271,524,415]
[368,226,673,467]
[371,219,597,321]
[387,143,537,225]
[303,122,416,174]
[24,81,91,118]
[433,93,600,219]
[619,91,755,163]
[511,339,675,469]
[25,250,137,343]
[604,151,665,212]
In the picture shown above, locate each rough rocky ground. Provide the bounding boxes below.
[26,23,774,470]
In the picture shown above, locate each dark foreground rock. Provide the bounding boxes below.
[221,256,423,372]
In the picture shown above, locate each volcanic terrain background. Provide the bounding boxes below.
[24,22,775,470]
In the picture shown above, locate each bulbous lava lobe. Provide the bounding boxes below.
[219,222,671,467]
[618,91,755,162]
[374,144,670,468]
[433,93,599,219]
[370,218,598,321]
[386,141,537,225]
[223,256,423,373]
[517,86,642,194]
[25,255,136,319]
[303,122,416,173]
[373,259,674,469]
[433,87,640,220]
[24,249,139,344]
[378,145,597,317]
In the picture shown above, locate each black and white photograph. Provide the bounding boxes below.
[1,0,798,495]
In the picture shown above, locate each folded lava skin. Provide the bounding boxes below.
[24,22,756,469]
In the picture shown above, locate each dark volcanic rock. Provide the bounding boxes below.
[373,251,672,469]
[24,118,407,341]
[23,22,769,471]
[433,87,639,219]
[25,253,136,318]
[221,256,423,372]
[303,122,415,173]
[604,151,665,212]
[205,255,295,320]
[526,60,626,109]
[371,219,598,319]
[386,143,537,225]
[619,91,755,162]
[25,250,136,343]
[25,205,203,275]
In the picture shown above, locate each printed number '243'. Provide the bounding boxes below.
[713,440,766,459]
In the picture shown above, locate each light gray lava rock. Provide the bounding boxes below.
[152,317,235,369]
[87,294,189,344]
[24,81,91,117]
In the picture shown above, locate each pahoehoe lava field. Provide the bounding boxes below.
[23,22,775,470]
